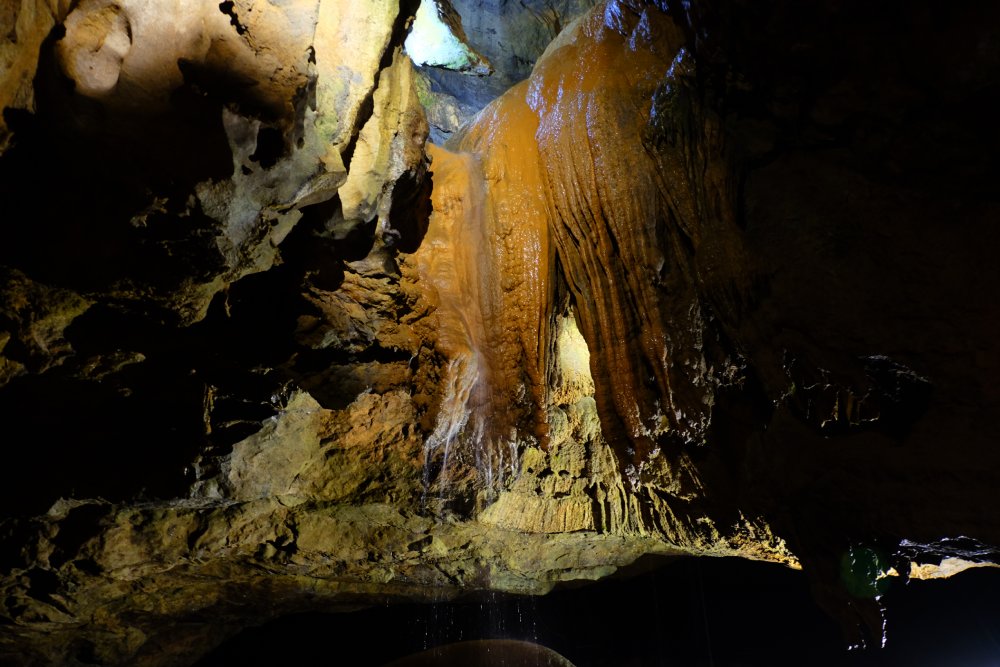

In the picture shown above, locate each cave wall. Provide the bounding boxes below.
[0,0,999,664]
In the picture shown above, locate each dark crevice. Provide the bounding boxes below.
[387,169,432,253]
[47,504,110,570]
[0,366,208,515]
[250,126,284,168]
[294,345,412,369]
[218,1,248,36]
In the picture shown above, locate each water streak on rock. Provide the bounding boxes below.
[416,86,557,498]
[414,146,493,502]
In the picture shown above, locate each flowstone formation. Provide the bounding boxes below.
[1,0,999,664]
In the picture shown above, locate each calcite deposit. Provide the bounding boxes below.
[1,0,999,664]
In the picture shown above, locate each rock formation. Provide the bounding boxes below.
[1,0,999,664]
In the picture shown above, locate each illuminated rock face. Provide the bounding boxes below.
[1,0,1000,663]
[1,0,425,323]
[0,4,796,662]
[422,0,600,110]
[0,0,72,150]
[526,7,746,460]
[424,5,767,548]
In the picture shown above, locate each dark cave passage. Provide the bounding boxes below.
[196,559,1000,667]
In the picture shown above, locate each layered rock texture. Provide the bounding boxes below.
[1,0,999,664]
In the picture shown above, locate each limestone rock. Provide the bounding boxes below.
[438,1,744,495]
[414,68,480,144]
[0,0,999,663]
[335,47,430,241]
[192,388,426,506]
[421,0,600,111]
[0,496,690,666]
[1,0,428,324]
[0,0,72,149]
[0,268,91,386]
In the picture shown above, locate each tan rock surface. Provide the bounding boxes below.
[0,0,72,149]
[2,0,429,323]
[0,268,92,386]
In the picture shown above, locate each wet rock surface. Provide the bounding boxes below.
[0,0,998,664]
